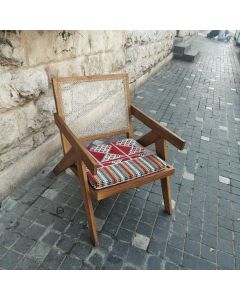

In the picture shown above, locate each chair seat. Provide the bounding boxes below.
[86,138,167,189]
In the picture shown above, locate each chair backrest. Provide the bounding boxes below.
[52,74,133,152]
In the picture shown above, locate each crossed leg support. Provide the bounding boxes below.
[53,150,99,246]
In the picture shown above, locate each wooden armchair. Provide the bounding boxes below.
[52,73,185,246]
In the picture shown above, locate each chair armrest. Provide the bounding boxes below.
[131,105,185,150]
[54,113,98,175]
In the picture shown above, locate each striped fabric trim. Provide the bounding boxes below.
[87,154,167,189]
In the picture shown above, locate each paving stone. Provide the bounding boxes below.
[59,256,82,270]
[168,233,185,250]
[146,255,162,270]
[147,239,162,255]
[198,258,216,270]
[98,233,114,251]
[103,253,123,270]
[25,223,46,240]
[132,233,150,251]
[32,197,50,209]
[165,245,182,265]
[36,212,56,227]
[219,126,228,131]
[184,239,200,257]
[217,251,235,269]
[42,188,59,200]
[112,240,129,259]
[126,246,146,267]
[56,236,74,253]
[0,250,23,269]
[41,248,66,270]
[0,197,17,212]
[95,218,105,231]
[15,257,39,270]
[52,218,69,233]
[117,228,134,243]
[87,249,105,268]
[19,192,39,205]
[219,176,230,185]
[42,231,60,246]
[201,136,210,142]
[27,241,51,264]
[165,261,179,270]
[12,236,36,254]
[0,231,20,248]
[182,167,194,181]
[201,244,217,263]
[24,207,41,221]
[182,253,199,269]
[136,222,153,237]
[0,245,7,258]
[217,238,234,254]
[71,243,92,260]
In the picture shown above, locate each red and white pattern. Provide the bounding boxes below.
[87,138,152,167]
[86,138,167,189]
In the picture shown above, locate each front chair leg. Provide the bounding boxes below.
[77,161,99,246]
[155,138,174,215]
[160,176,174,215]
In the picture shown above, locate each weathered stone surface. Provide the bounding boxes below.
[24,31,76,66]
[0,68,48,113]
[11,68,48,101]
[0,33,26,67]
[125,30,175,82]
[0,134,61,200]
[0,111,19,152]
[0,71,18,112]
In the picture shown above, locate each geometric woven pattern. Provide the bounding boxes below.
[86,139,167,189]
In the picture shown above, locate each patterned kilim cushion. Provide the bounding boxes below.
[86,138,167,189]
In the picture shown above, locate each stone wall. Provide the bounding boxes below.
[0,30,196,199]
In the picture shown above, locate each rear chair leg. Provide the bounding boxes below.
[77,161,99,246]
[160,176,174,215]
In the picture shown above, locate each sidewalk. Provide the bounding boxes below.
[0,36,240,270]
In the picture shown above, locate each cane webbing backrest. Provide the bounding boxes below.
[53,74,131,140]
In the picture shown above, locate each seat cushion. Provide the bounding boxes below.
[86,138,167,189]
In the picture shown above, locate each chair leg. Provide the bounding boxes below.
[82,188,99,246]
[160,176,174,215]
[77,161,99,246]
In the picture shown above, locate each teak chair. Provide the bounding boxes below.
[52,73,185,246]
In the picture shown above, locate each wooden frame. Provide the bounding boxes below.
[52,73,185,246]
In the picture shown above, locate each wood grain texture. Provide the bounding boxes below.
[54,113,97,175]
[77,160,99,246]
[156,138,173,214]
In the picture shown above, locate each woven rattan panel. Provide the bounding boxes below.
[59,78,129,138]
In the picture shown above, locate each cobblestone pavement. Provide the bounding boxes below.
[1,36,240,270]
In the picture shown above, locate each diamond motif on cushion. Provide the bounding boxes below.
[86,138,167,189]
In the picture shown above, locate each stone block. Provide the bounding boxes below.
[0,111,19,152]
[24,30,76,66]
[88,31,107,54]
[105,31,125,51]
[11,68,48,101]
[0,32,26,67]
